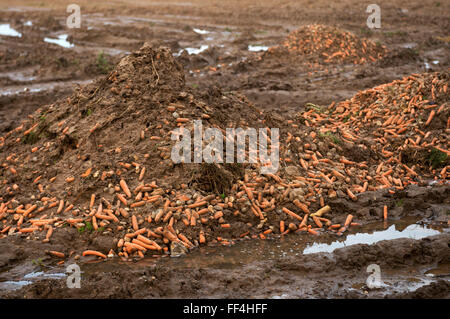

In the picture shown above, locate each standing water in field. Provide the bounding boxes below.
[43,34,74,48]
[0,24,22,37]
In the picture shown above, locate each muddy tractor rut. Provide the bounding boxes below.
[0,0,449,299]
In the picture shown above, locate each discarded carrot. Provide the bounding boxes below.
[293,199,309,214]
[344,214,353,227]
[120,180,132,198]
[117,194,127,206]
[47,251,65,258]
[280,220,285,233]
[282,207,303,221]
[199,232,206,244]
[131,215,139,231]
[425,110,435,126]
[82,250,107,259]
[187,201,207,209]
[311,205,331,217]
[312,216,323,228]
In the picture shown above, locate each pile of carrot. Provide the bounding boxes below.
[0,45,447,262]
[268,24,387,65]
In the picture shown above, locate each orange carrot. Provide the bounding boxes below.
[82,250,107,259]
[346,188,357,201]
[344,214,353,227]
[299,214,309,228]
[81,167,92,178]
[56,200,64,214]
[131,215,139,231]
[120,179,132,198]
[293,199,309,214]
[383,205,388,220]
[47,251,65,258]
[199,232,206,244]
[312,216,323,228]
[425,110,435,126]
[66,177,75,183]
[282,207,303,221]
[280,220,285,233]
[187,201,207,209]
[117,193,127,206]
[19,227,38,233]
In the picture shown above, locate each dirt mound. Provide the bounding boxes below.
[266,24,387,65]
[0,44,448,262]
[0,44,266,200]
[0,44,283,259]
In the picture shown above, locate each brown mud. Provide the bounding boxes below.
[0,0,449,299]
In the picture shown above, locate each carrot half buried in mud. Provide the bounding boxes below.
[282,207,303,221]
[344,214,353,227]
[47,251,65,258]
[82,250,107,259]
[383,205,388,220]
[293,199,309,214]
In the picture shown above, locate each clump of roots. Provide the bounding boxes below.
[190,163,244,194]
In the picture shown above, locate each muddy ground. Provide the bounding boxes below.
[0,0,449,298]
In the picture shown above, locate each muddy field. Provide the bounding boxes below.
[0,0,449,299]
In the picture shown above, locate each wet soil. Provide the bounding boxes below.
[0,184,448,298]
[0,0,449,299]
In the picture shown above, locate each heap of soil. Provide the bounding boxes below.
[266,24,387,65]
[0,44,448,262]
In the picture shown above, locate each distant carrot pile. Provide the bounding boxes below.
[0,44,448,261]
[298,70,449,193]
[268,24,387,65]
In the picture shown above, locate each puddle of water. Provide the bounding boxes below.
[0,271,66,292]
[44,34,74,48]
[0,79,93,96]
[1,217,446,295]
[400,42,417,49]
[175,45,209,56]
[0,280,32,291]
[22,271,65,280]
[248,45,269,52]
[425,263,450,277]
[270,293,290,299]
[303,223,441,254]
[0,24,22,37]
[106,217,445,271]
[24,20,32,26]
[0,66,38,82]
[389,277,436,294]
[193,28,210,35]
